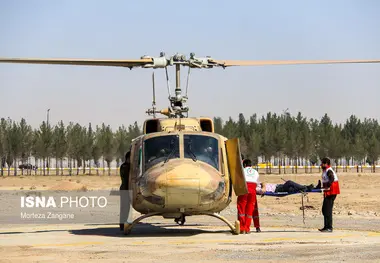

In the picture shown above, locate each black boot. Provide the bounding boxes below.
[315,180,321,189]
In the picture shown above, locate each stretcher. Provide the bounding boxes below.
[260,188,322,197]
[257,188,323,224]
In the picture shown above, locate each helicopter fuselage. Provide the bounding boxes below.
[128,127,233,218]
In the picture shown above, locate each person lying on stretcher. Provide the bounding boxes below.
[256,180,321,195]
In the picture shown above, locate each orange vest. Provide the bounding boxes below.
[322,167,340,196]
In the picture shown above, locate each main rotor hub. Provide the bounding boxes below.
[146,52,200,118]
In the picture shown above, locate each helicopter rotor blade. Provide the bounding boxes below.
[0,57,169,68]
[2,56,380,69]
[210,59,380,67]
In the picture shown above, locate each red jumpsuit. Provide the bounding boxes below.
[237,182,257,232]
[237,167,258,233]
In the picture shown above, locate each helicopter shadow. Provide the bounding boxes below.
[0,229,70,235]
[69,222,231,238]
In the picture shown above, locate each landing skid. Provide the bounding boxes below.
[123,212,240,235]
[123,212,162,235]
[199,212,240,235]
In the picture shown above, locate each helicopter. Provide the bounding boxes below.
[1,53,380,235]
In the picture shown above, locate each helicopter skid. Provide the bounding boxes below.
[198,212,240,235]
[123,212,240,235]
[123,212,162,235]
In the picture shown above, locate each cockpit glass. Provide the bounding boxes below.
[184,135,219,170]
[144,135,179,171]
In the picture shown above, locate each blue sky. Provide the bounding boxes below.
[1,0,380,129]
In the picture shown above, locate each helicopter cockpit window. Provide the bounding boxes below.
[184,135,219,170]
[144,135,180,171]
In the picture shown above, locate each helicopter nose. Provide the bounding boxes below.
[142,160,225,207]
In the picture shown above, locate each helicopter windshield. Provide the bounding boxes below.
[144,135,180,171]
[184,134,219,170]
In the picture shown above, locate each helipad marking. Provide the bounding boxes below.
[168,239,236,245]
[166,234,356,245]
[263,234,354,242]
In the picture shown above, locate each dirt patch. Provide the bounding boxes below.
[48,181,87,191]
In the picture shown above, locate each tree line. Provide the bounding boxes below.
[0,118,141,176]
[214,113,380,173]
[1,112,380,176]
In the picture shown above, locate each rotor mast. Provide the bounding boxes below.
[169,61,189,118]
[146,53,190,119]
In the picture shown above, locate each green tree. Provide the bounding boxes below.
[246,131,261,165]
[213,117,223,134]
[92,125,102,175]
[3,119,22,176]
[222,117,238,139]
[34,121,53,176]
[99,123,115,176]
[18,118,33,175]
[328,125,345,169]
[317,114,334,159]
[362,119,380,172]
[128,121,142,140]
[366,134,380,172]
[66,123,85,175]
[0,118,7,176]
[293,112,313,172]
[83,123,94,175]
[342,115,362,167]
[114,125,129,167]
[52,121,67,175]
[283,113,297,171]
[272,113,286,171]
[260,113,277,172]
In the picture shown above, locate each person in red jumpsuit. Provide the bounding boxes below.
[237,159,259,234]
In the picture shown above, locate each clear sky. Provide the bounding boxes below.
[1,0,379,129]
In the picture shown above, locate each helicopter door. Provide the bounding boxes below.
[225,138,248,196]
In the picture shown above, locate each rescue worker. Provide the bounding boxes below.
[318,157,340,232]
[252,158,261,232]
[241,155,261,233]
[119,151,131,230]
[120,151,131,191]
[237,159,259,234]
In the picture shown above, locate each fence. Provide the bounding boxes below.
[1,165,379,176]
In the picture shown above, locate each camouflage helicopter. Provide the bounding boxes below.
[1,54,379,235]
